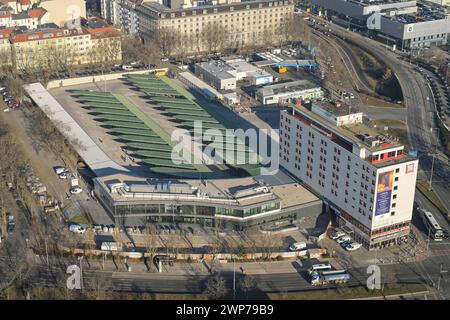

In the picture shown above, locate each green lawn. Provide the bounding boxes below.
[417,180,448,216]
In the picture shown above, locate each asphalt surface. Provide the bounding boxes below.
[32,256,447,298]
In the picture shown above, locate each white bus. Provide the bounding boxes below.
[307,263,332,275]
[419,208,444,241]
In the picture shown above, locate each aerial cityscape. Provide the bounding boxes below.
[0,0,449,303]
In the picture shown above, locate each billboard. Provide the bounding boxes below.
[375,171,394,216]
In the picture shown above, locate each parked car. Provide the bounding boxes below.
[345,242,362,251]
[69,224,85,234]
[58,171,69,179]
[340,240,352,248]
[289,242,307,251]
[331,230,346,240]
[70,186,82,194]
[7,222,15,235]
[336,235,352,244]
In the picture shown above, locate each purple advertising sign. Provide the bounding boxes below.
[375,171,394,216]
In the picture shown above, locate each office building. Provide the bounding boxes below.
[311,0,450,49]
[279,104,418,249]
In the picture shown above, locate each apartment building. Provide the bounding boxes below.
[136,0,294,54]
[279,104,418,250]
[2,25,121,70]
[100,0,152,34]
[0,7,47,28]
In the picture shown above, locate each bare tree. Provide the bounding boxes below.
[84,273,113,300]
[201,23,230,54]
[238,274,256,299]
[204,273,228,300]
[156,27,179,57]
[143,222,160,271]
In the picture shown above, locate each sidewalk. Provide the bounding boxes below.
[75,255,308,277]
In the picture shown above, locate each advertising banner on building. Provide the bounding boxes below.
[375,171,394,216]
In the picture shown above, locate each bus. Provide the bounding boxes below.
[419,208,444,241]
[307,263,332,275]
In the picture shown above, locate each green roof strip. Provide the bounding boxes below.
[134,150,174,159]
[125,142,173,152]
[180,121,226,130]
[149,167,199,175]
[141,158,195,170]
[88,108,135,116]
[156,104,204,112]
[77,96,121,105]
[95,115,142,123]
[109,128,160,137]
[72,91,115,98]
[82,103,128,110]
[118,135,167,144]
[172,114,219,123]
[151,97,194,105]
[102,121,148,129]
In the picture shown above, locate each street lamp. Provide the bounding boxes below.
[437,263,448,291]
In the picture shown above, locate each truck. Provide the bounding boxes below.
[101,242,122,251]
[310,270,350,286]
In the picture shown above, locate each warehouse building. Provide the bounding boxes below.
[195,60,237,90]
[256,80,323,105]
[178,71,223,101]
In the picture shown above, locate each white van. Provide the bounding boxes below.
[69,224,86,234]
[289,242,307,251]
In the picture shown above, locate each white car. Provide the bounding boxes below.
[58,172,69,179]
[70,186,82,194]
[336,235,352,244]
[345,242,362,251]
[331,230,346,240]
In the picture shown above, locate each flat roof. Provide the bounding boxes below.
[178,71,222,98]
[196,60,235,81]
[289,106,405,152]
[258,80,321,97]
[24,83,129,176]
[96,172,319,208]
